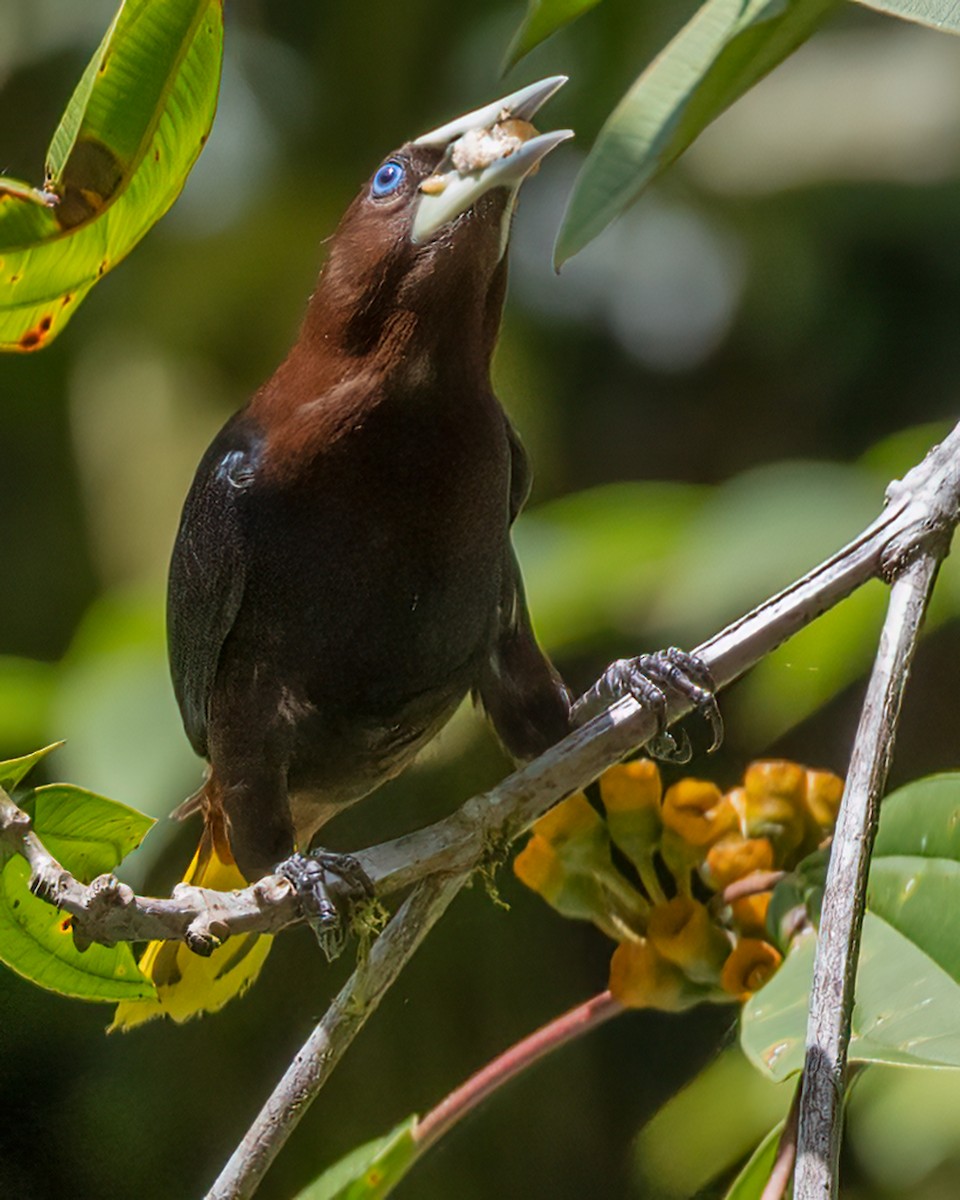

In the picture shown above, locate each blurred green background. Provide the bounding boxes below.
[3,1,960,1197]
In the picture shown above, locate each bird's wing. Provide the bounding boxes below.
[168,416,260,758]
[477,414,573,760]
[505,414,532,525]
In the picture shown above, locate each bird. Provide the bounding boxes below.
[112,77,718,1030]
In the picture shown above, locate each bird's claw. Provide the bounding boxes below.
[572,647,722,761]
[275,850,374,962]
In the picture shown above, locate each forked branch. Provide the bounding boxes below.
[1,421,958,1200]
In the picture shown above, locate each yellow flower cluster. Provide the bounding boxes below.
[514,759,842,1011]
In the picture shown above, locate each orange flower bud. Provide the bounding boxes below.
[727,786,748,829]
[514,835,566,900]
[529,793,613,881]
[730,892,772,938]
[513,835,623,938]
[742,761,808,856]
[608,937,702,1011]
[803,768,843,831]
[662,778,738,847]
[599,759,662,813]
[720,937,783,1001]
[516,793,650,937]
[647,896,731,984]
[701,836,775,891]
[599,760,665,902]
[532,792,602,846]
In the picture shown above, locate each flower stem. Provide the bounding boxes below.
[415,990,623,1153]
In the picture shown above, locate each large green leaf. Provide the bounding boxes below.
[871,774,960,862]
[0,783,155,1002]
[555,0,839,265]
[0,0,223,351]
[742,917,960,1082]
[744,774,960,1079]
[294,1119,419,1200]
[25,783,155,877]
[503,0,605,69]
[0,858,153,1001]
[853,0,960,33]
[868,774,960,982]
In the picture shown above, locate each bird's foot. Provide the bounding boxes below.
[275,850,374,961]
[571,648,722,763]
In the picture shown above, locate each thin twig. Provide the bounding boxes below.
[415,990,622,1153]
[794,549,946,1199]
[2,420,959,954]
[204,423,960,1200]
[205,874,461,1200]
[1,423,958,1200]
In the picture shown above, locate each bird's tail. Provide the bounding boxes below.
[110,787,273,1032]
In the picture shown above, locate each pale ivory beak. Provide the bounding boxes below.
[411,76,573,245]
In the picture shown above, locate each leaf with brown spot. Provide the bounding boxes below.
[0,0,224,352]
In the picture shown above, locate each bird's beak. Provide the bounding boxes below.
[411,76,573,246]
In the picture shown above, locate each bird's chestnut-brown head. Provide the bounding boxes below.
[304,77,572,363]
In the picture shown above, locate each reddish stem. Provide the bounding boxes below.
[721,870,787,905]
[415,990,623,1152]
[761,1080,800,1200]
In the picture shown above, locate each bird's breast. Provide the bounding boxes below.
[244,379,511,721]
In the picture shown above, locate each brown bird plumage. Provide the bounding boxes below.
[114,80,718,1027]
[168,82,575,883]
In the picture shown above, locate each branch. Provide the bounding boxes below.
[2,419,958,956]
[199,421,960,1200]
[206,874,461,1200]
[794,548,945,1198]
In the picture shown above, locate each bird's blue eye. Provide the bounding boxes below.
[371,160,405,198]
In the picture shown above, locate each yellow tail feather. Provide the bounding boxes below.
[110,816,273,1032]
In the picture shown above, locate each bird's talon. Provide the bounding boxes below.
[275,850,373,961]
[649,727,693,764]
[578,648,722,760]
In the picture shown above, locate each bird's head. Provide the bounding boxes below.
[307,77,572,363]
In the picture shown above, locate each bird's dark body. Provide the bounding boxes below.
[133,81,715,1028]
[168,168,572,878]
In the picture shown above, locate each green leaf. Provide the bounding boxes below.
[868,774,960,983]
[0,858,153,1001]
[27,783,155,878]
[723,1121,784,1200]
[744,777,960,1080]
[0,784,156,1002]
[554,0,839,265]
[853,0,960,34]
[871,774,960,863]
[766,850,828,952]
[504,0,605,69]
[742,916,960,1081]
[0,0,224,351]
[0,742,63,794]
[294,1119,420,1200]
